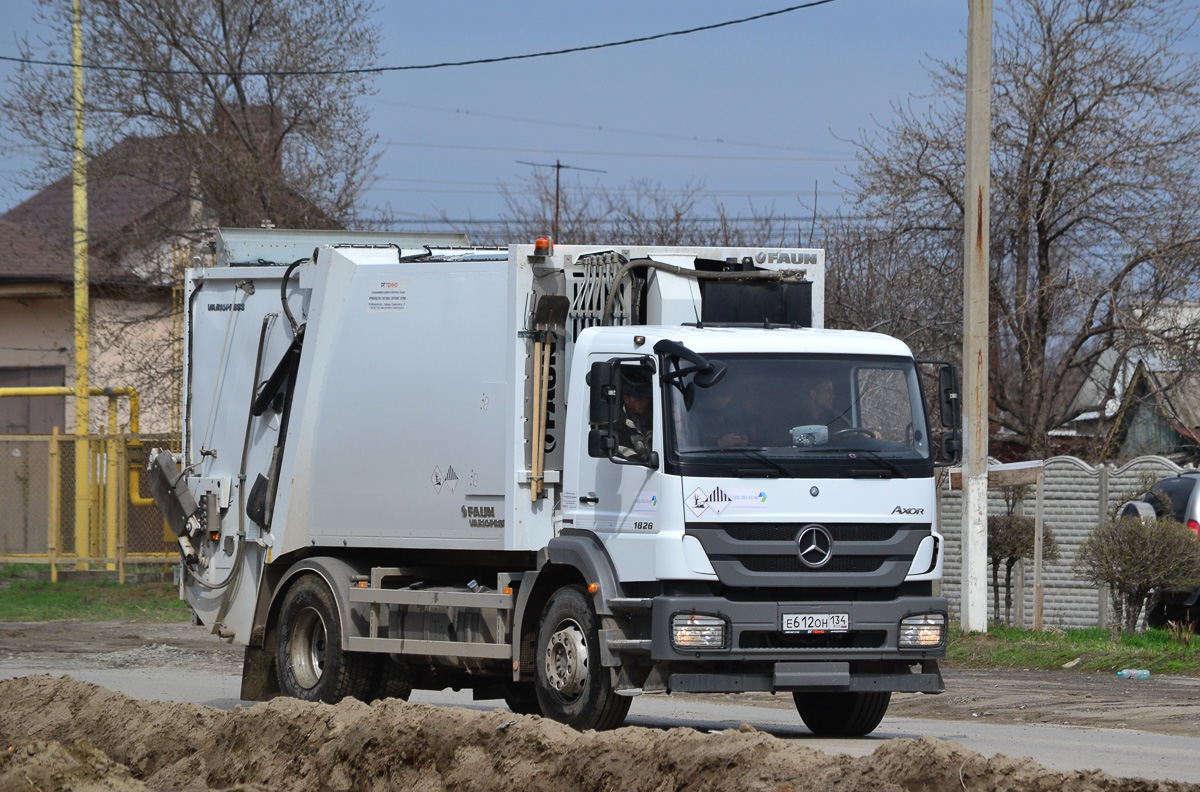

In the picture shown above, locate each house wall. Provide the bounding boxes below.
[90,294,174,434]
[938,455,1192,629]
[0,288,174,434]
[0,288,73,432]
[1121,405,1181,458]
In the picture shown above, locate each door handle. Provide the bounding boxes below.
[579,495,600,505]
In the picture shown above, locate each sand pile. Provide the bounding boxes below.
[0,675,1192,792]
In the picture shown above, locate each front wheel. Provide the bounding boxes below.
[793,691,891,736]
[503,681,541,715]
[535,585,631,731]
[276,574,373,703]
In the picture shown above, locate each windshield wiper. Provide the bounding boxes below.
[847,449,908,479]
[727,448,794,477]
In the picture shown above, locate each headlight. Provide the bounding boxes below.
[899,613,946,648]
[671,614,727,649]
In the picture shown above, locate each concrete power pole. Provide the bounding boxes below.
[961,0,992,632]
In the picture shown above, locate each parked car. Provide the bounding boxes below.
[1119,473,1200,627]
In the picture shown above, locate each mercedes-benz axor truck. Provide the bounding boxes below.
[149,229,961,735]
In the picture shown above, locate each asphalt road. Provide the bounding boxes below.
[1,662,1197,785]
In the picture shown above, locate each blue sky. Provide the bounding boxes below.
[0,1,967,233]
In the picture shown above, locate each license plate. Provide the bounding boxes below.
[782,613,849,633]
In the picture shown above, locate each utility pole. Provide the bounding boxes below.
[961,0,992,632]
[516,160,606,242]
[72,0,92,569]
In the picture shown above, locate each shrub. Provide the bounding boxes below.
[988,514,1060,627]
[1074,517,1200,636]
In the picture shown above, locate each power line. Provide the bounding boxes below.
[358,215,877,226]
[382,140,851,163]
[368,182,852,199]
[0,0,844,77]
[368,99,849,157]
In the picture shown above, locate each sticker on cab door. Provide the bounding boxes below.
[633,494,658,513]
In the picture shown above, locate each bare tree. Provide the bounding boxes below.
[822,215,962,363]
[835,0,1200,458]
[483,169,800,248]
[2,0,381,231]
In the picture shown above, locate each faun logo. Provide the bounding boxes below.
[461,505,504,528]
[753,251,820,266]
[891,506,925,515]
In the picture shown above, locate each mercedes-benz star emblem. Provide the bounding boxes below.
[809,486,819,497]
[796,524,833,568]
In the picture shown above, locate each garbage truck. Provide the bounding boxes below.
[148,228,961,735]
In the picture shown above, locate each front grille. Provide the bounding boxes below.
[722,523,899,543]
[686,521,930,588]
[741,555,886,574]
[739,630,887,650]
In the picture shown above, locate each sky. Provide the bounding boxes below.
[0,1,969,238]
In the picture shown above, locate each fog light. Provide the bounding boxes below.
[672,614,726,649]
[899,613,946,648]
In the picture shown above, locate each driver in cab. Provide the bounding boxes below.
[793,376,880,444]
[616,367,654,461]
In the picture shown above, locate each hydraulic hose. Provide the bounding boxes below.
[280,258,307,336]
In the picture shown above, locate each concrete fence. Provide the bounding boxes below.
[937,455,1194,629]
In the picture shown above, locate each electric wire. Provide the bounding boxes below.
[0,0,844,77]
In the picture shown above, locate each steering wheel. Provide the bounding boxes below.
[830,427,876,441]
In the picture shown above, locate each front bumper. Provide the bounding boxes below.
[639,593,947,693]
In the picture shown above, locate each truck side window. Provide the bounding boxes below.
[615,365,654,462]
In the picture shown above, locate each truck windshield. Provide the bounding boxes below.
[664,354,932,479]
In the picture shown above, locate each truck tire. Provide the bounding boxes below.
[276,575,373,703]
[535,585,631,731]
[503,681,541,715]
[368,655,414,703]
[793,691,891,736]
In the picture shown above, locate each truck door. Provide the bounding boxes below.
[571,357,661,538]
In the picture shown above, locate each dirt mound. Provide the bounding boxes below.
[0,675,1194,792]
[1,740,146,792]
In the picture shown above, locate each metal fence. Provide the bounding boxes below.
[937,455,1192,629]
[0,431,178,580]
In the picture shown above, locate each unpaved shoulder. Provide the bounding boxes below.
[1,676,1194,792]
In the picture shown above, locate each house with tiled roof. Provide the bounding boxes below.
[0,130,343,437]
[1058,302,1200,462]
[0,136,208,436]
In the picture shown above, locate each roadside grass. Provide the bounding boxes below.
[948,624,1200,675]
[2,573,1198,677]
[0,579,190,622]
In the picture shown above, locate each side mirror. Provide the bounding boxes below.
[694,360,727,389]
[588,428,616,458]
[588,361,617,426]
[938,364,961,430]
[939,430,962,465]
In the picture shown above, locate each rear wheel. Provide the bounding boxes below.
[793,691,891,736]
[535,585,631,731]
[368,655,414,702]
[276,575,373,703]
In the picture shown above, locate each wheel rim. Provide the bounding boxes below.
[289,606,327,689]
[543,618,588,700]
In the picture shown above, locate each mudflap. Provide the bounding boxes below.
[240,642,281,701]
